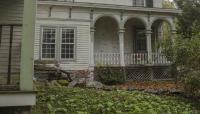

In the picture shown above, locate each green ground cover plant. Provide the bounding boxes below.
[33,86,196,114]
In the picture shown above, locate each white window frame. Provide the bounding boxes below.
[133,0,145,7]
[41,26,57,60]
[40,25,76,61]
[60,27,76,61]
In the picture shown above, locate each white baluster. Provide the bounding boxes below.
[108,53,110,65]
[102,53,104,65]
[112,53,114,65]
[143,53,145,64]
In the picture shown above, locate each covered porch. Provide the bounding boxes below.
[0,0,36,111]
[91,16,175,67]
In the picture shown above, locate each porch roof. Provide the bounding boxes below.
[38,1,182,15]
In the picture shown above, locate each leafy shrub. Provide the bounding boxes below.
[161,34,200,99]
[57,80,69,86]
[73,70,90,78]
[184,71,200,97]
[95,67,125,85]
[33,86,195,114]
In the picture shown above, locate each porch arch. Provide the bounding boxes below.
[151,17,174,53]
[94,16,119,53]
[150,17,175,31]
[124,17,147,54]
[123,16,148,29]
[93,15,120,28]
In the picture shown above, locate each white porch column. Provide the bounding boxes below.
[146,29,152,63]
[20,0,36,91]
[119,28,125,66]
[90,27,95,67]
[157,26,163,53]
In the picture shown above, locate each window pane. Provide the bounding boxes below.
[61,28,75,59]
[42,27,56,59]
[133,0,144,7]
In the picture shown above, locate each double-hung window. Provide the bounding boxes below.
[61,28,75,59]
[41,26,75,60]
[41,27,56,59]
[133,0,145,7]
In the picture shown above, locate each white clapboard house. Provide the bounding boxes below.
[35,0,181,80]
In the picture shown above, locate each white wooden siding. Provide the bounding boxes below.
[0,26,22,76]
[0,0,24,24]
[37,5,50,18]
[76,0,139,6]
[153,0,163,8]
[0,0,23,77]
[76,0,163,8]
[34,20,90,70]
[37,5,90,20]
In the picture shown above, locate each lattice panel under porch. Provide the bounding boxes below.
[126,68,152,81]
[152,67,173,80]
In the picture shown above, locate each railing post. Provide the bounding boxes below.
[119,28,125,66]
[90,27,95,67]
[146,29,152,64]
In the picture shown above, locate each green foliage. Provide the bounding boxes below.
[162,37,200,75]
[162,0,200,98]
[161,31,200,98]
[163,0,175,9]
[57,80,69,86]
[176,0,200,39]
[184,71,200,97]
[33,86,195,114]
[95,67,125,85]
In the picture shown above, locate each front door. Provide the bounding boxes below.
[134,28,147,53]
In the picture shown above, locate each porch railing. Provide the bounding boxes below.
[125,53,148,65]
[94,53,120,66]
[95,52,171,66]
[151,53,171,64]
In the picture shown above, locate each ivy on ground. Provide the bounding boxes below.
[33,86,196,114]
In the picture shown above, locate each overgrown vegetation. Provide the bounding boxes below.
[95,67,125,85]
[161,0,200,97]
[176,0,200,39]
[162,32,200,97]
[33,86,197,114]
[184,71,200,97]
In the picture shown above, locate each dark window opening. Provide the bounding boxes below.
[134,28,147,53]
[146,0,153,8]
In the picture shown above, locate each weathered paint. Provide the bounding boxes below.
[0,0,23,85]
[20,0,36,91]
[0,92,36,107]
[35,1,178,70]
